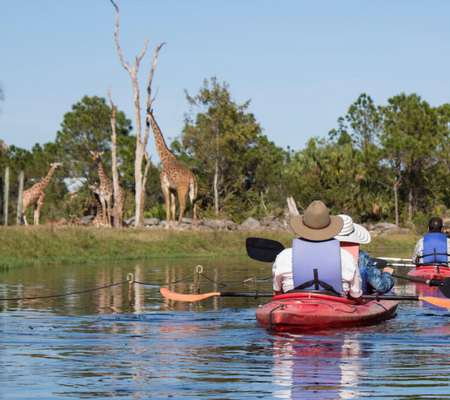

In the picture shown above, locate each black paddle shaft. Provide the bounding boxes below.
[220,291,273,298]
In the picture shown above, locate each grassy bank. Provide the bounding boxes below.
[0,226,420,269]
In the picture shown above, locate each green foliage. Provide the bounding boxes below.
[181,77,285,221]
[3,87,450,228]
[55,95,133,182]
[144,202,166,220]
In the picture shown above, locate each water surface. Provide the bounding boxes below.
[1,254,450,399]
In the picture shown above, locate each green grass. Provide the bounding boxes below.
[361,233,420,254]
[0,225,420,269]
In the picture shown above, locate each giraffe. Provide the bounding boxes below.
[22,162,61,226]
[148,110,197,229]
[90,151,114,227]
[88,153,125,227]
[91,181,125,227]
[89,183,106,228]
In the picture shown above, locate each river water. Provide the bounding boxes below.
[1,253,450,399]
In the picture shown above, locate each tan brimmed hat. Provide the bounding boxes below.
[289,200,343,241]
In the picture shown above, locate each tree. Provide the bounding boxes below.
[182,77,262,218]
[111,1,165,228]
[379,93,442,220]
[55,95,133,185]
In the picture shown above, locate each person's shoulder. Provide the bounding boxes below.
[340,248,357,264]
[275,247,292,261]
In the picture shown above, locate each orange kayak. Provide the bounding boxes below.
[255,292,398,331]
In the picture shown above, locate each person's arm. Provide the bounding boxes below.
[272,253,284,296]
[341,250,363,300]
[364,253,394,293]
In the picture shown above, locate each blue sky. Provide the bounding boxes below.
[1,1,450,163]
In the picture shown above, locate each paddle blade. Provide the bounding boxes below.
[419,296,450,308]
[246,237,285,263]
[160,288,220,302]
[438,278,450,299]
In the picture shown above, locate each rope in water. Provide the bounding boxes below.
[0,280,129,301]
[0,265,270,302]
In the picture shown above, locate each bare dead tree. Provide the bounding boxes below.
[107,86,122,228]
[110,0,164,228]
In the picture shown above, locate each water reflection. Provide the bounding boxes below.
[272,334,364,399]
[2,257,450,398]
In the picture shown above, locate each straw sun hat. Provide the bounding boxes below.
[289,201,343,241]
[334,214,371,244]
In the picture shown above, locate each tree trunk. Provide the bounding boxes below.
[16,170,24,226]
[408,186,413,221]
[214,158,219,217]
[394,182,399,227]
[108,87,121,229]
[134,147,144,227]
[3,166,9,226]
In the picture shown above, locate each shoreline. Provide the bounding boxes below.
[0,226,420,269]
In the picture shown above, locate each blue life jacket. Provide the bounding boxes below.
[292,238,343,295]
[423,232,448,263]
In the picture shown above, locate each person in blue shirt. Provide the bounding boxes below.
[334,214,394,294]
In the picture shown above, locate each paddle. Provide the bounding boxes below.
[377,257,413,262]
[246,237,285,263]
[246,237,284,263]
[160,288,450,308]
[385,262,417,267]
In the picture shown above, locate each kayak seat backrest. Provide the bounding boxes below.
[292,238,344,295]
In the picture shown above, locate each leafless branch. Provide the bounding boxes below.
[147,42,166,105]
[144,42,165,148]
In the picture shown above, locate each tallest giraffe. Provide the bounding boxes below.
[148,110,197,229]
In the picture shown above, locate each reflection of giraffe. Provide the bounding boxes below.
[148,111,197,229]
[22,162,61,226]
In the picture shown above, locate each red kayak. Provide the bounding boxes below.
[408,265,450,281]
[255,292,398,331]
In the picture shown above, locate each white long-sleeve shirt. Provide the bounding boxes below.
[272,247,363,298]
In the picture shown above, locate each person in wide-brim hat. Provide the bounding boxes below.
[272,200,363,300]
[334,214,371,244]
[289,200,343,241]
[334,214,394,295]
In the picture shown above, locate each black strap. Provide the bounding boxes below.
[294,268,339,295]
[419,249,450,263]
